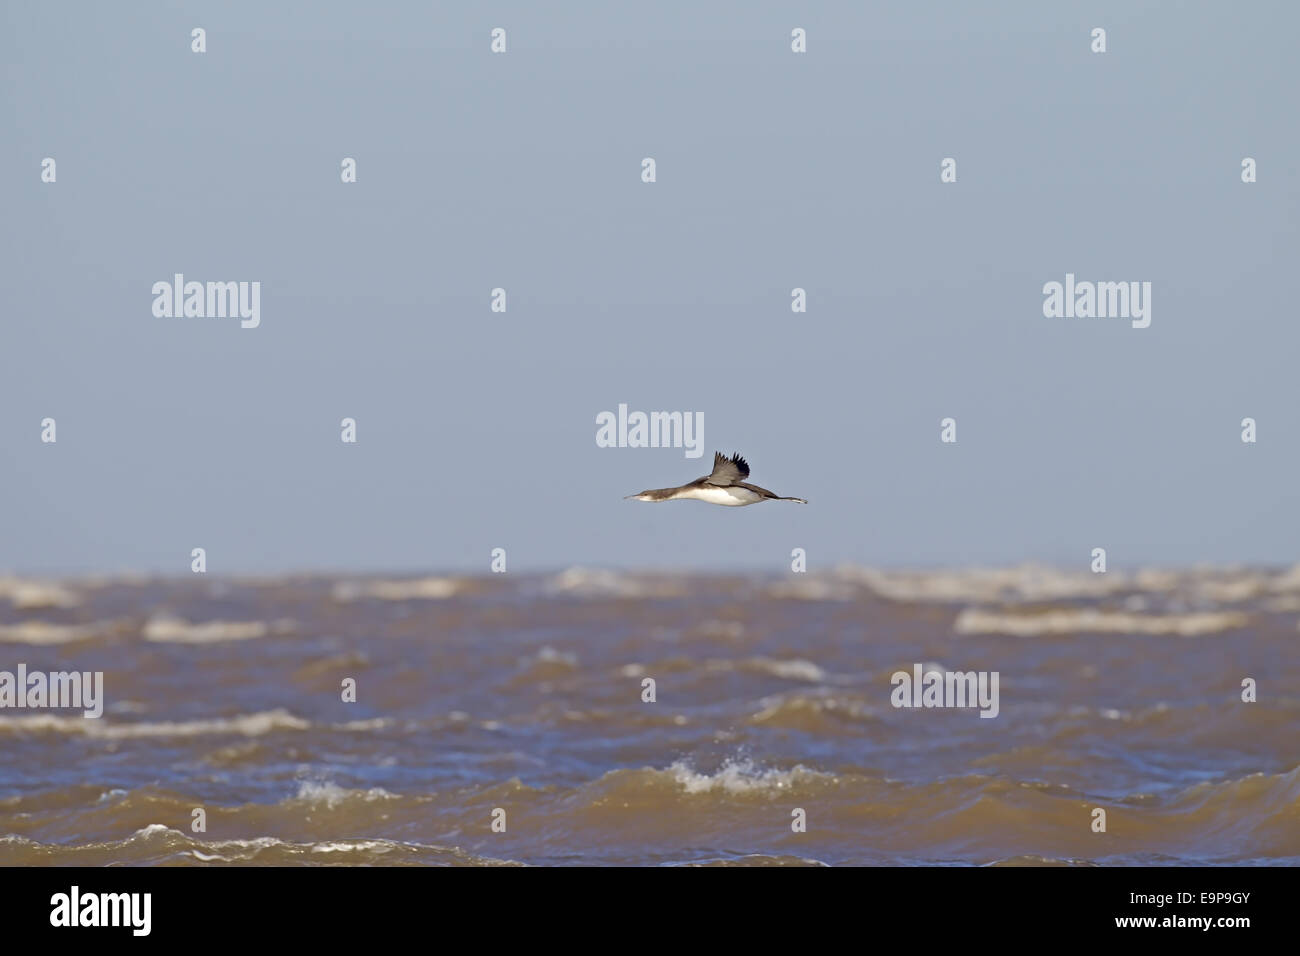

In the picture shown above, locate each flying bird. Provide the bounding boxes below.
[625,452,808,507]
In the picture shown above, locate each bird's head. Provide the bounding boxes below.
[625,487,676,502]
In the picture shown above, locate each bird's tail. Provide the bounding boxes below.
[775,496,808,504]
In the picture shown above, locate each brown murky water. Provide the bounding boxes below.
[1,566,1297,865]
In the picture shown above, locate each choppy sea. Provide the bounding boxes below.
[1,565,1297,865]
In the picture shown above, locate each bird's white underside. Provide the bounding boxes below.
[655,486,763,506]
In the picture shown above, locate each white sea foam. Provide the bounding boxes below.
[3,828,513,865]
[0,708,309,738]
[668,758,834,795]
[527,646,577,667]
[291,781,396,809]
[696,619,745,639]
[0,577,81,609]
[0,620,104,644]
[142,614,283,643]
[331,577,462,602]
[129,823,175,840]
[1265,564,1300,593]
[760,659,825,682]
[750,692,876,725]
[841,565,1129,604]
[954,607,1249,637]
[310,840,397,854]
[745,658,827,682]
[701,657,828,682]
[544,568,686,599]
[336,717,391,731]
[767,564,1300,610]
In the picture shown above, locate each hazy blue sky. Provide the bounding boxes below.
[2,1,1298,575]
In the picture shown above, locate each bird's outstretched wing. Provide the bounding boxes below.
[703,451,750,486]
